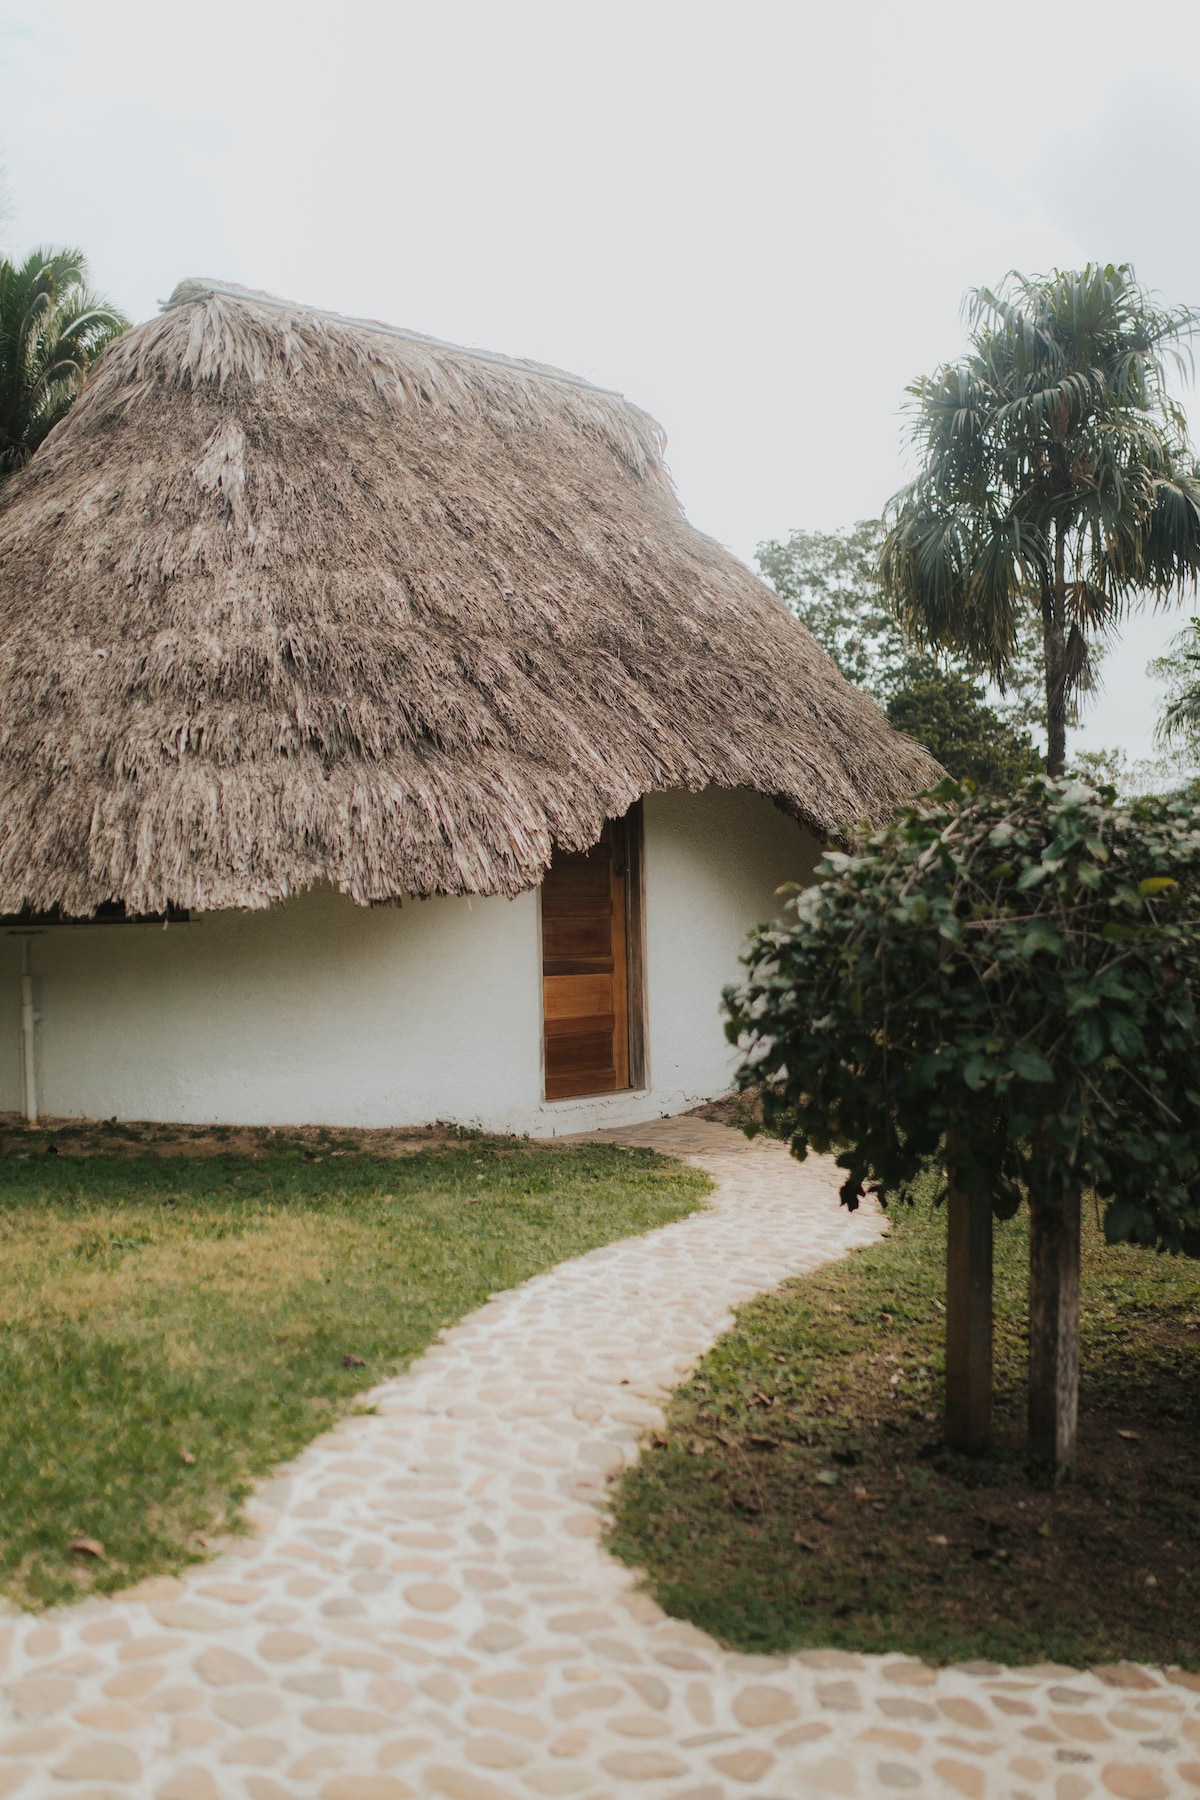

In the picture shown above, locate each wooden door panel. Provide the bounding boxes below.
[541,821,631,1100]
[541,858,611,909]
[545,1026,618,1099]
[544,972,615,1022]
[542,914,613,970]
[547,1067,617,1101]
[546,1028,617,1072]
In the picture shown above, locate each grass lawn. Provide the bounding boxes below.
[0,1121,708,1610]
[608,1166,1200,1670]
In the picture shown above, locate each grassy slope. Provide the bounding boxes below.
[0,1135,708,1609]
[608,1171,1200,1669]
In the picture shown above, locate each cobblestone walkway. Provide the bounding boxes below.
[2,1118,1198,1800]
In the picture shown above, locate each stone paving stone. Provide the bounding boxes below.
[319,1778,416,1800]
[874,1759,921,1789]
[52,1738,142,1782]
[1099,1765,1171,1798]
[99,1656,164,1699]
[9,1676,74,1721]
[0,1118,1194,1800]
[153,1769,221,1800]
[932,1756,987,1797]
[816,1680,861,1712]
[711,1745,775,1781]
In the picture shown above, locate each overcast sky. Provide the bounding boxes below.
[4,0,1200,760]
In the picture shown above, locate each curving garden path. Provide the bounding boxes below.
[0,1117,1197,1800]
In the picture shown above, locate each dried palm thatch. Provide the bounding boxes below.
[0,280,940,915]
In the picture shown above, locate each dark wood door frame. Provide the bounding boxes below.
[539,802,646,1102]
[623,802,647,1091]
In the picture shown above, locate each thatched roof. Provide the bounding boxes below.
[0,279,940,914]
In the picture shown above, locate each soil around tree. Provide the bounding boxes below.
[608,1155,1200,1670]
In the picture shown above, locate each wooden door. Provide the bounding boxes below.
[541,819,631,1101]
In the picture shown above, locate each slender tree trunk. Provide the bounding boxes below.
[1027,1182,1081,1472]
[1041,527,1068,776]
[945,1167,993,1452]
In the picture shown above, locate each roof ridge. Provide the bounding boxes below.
[162,282,625,401]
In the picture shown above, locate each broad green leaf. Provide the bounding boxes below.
[1071,1015,1105,1066]
[1106,1014,1144,1060]
[1020,921,1065,957]
[1009,1048,1054,1083]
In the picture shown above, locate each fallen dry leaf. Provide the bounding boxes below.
[1116,1429,1141,1442]
[69,1536,105,1559]
[180,1450,196,1465]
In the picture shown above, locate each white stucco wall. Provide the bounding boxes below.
[0,787,820,1135]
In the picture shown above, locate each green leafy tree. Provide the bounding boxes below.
[1150,616,1200,750]
[881,265,1200,777]
[0,248,127,480]
[758,520,1044,786]
[1070,742,1198,798]
[724,776,1200,1471]
[885,664,1042,790]
[758,520,912,697]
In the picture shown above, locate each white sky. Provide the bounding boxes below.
[3,0,1200,760]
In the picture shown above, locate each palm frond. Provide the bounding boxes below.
[0,248,127,476]
[887,262,1200,770]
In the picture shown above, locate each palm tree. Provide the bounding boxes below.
[881,265,1200,775]
[0,248,127,480]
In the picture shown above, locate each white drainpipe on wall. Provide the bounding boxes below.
[20,937,38,1125]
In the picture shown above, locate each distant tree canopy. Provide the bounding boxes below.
[0,248,127,480]
[757,519,1042,788]
[757,520,911,699]
[886,665,1042,791]
[1150,616,1200,754]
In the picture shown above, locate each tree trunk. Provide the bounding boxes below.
[1041,528,1068,776]
[1027,1184,1081,1472]
[945,1172,993,1452]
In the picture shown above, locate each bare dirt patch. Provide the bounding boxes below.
[686,1088,765,1131]
[0,1114,468,1161]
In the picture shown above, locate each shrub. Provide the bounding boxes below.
[725,776,1200,1465]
